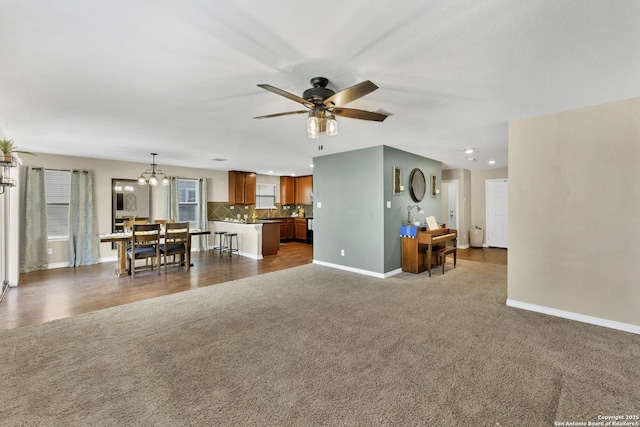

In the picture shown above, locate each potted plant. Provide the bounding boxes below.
[0,139,34,163]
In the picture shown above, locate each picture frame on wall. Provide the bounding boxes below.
[430,174,438,197]
[393,166,404,194]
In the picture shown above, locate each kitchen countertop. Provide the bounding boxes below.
[213,219,282,225]
[268,216,313,219]
[212,217,312,224]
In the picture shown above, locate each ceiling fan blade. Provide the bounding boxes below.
[253,110,309,119]
[257,84,313,108]
[333,107,389,122]
[323,80,378,107]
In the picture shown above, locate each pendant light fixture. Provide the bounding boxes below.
[137,153,169,186]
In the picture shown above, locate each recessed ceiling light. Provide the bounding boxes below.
[468,157,476,161]
[464,148,475,154]
[310,164,314,168]
[211,158,227,162]
[269,170,274,174]
[488,160,496,165]
[291,173,296,176]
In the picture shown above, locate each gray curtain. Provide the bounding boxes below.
[68,170,99,267]
[196,178,208,251]
[165,177,179,222]
[19,166,48,273]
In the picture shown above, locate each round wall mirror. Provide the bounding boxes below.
[409,168,426,202]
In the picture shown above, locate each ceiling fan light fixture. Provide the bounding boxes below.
[307,109,322,138]
[255,77,388,139]
[326,114,338,136]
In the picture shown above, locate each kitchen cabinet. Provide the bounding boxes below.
[280,176,296,206]
[294,218,307,241]
[279,218,294,241]
[281,175,313,206]
[296,175,313,205]
[228,171,256,205]
[261,221,281,256]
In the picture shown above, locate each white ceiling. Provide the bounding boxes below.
[1,0,639,176]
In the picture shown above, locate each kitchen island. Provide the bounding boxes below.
[209,220,281,259]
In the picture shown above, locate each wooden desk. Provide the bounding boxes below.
[100,230,211,276]
[401,227,457,276]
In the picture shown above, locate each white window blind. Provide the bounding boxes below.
[256,184,276,209]
[45,169,71,239]
[177,179,198,226]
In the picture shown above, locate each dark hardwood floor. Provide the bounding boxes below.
[0,244,506,331]
[457,246,508,265]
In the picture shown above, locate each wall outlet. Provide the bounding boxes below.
[340,249,345,256]
[48,248,53,255]
[317,202,322,208]
[386,201,391,208]
[230,206,235,209]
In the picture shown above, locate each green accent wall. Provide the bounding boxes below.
[382,146,442,272]
[313,145,441,275]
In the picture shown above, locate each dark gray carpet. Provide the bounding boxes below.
[1,261,638,426]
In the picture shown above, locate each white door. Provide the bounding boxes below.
[486,179,508,248]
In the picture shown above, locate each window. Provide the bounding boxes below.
[44,169,71,239]
[256,183,276,209]
[178,179,198,226]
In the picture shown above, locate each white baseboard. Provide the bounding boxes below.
[312,260,402,279]
[49,256,118,269]
[239,251,262,260]
[47,261,70,270]
[506,299,640,335]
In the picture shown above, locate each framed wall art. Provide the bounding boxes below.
[430,174,438,197]
[392,166,403,195]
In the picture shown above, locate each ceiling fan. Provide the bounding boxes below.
[253,77,390,141]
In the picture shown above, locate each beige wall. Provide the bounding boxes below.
[470,168,509,237]
[508,97,640,330]
[18,153,265,264]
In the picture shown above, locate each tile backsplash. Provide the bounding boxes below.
[207,202,313,221]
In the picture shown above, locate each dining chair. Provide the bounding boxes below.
[127,223,161,277]
[124,219,149,230]
[161,222,190,273]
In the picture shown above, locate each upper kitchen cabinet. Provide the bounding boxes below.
[228,171,256,205]
[280,175,313,206]
[296,175,313,205]
[280,176,296,205]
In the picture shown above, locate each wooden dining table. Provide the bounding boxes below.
[100,229,211,277]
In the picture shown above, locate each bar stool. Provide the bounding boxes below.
[212,231,227,255]
[222,232,239,257]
